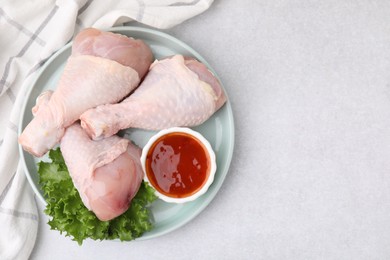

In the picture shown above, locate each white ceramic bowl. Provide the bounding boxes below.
[140,127,217,203]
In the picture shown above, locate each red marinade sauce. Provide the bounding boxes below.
[145,132,210,198]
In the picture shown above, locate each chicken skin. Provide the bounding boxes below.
[19,28,153,157]
[61,123,143,221]
[80,55,227,140]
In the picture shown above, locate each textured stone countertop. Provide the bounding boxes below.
[31,1,390,259]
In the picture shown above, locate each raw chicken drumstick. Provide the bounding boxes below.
[19,28,153,157]
[61,123,143,221]
[80,55,227,140]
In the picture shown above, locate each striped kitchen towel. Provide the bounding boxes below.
[0,0,213,259]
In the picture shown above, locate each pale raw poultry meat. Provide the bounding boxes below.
[19,28,153,157]
[61,123,143,221]
[80,55,227,140]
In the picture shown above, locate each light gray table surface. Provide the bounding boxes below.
[30,0,390,259]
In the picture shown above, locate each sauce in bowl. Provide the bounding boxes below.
[141,127,216,203]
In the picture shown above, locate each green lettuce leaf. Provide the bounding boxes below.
[37,148,157,245]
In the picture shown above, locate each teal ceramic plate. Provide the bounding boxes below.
[18,26,235,240]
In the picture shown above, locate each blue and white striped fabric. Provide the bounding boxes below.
[0,0,213,259]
